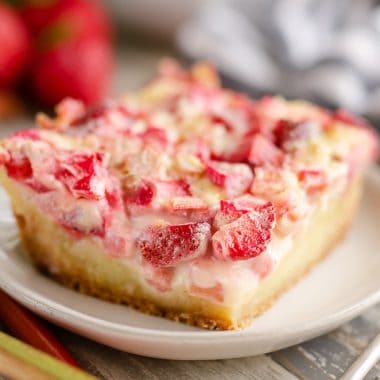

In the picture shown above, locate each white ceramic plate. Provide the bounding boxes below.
[0,170,380,360]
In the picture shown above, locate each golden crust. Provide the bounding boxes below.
[17,211,352,330]
[17,214,232,330]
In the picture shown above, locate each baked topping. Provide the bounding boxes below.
[138,222,211,267]
[0,61,378,295]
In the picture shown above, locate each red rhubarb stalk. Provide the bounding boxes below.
[0,290,79,368]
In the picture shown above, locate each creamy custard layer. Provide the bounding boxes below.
[0,161,349,308]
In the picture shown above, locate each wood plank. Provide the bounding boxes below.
[52,303,380,379]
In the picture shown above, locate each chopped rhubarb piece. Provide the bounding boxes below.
[104,235,127,257]
[298,169,327,193]
[275,119,320,147]
[190,62,220,87]
[210,114,234,132]
[123,178,190,209]
[55,152,105,200]
[56,98,86,125]
[2,149,52,193]
[105,181,123,209]
[212,207,275,261]
[251,252,274,279]
[178,138,210,162]
[205,160,253,198]
[138,222,211,267]
[0,291,80,367]
[10,129,41,141]
[0,148,9,165]
[142,262,175,292]
[251,167,296,197]
[123,178,156,206]
[333,109,369,128]
[169,196,208,211]
[5,154,33,180]
[188,84,219,106]
[214,195,273,229]
[154,179,191,199]
[159,58,189,80]
[138,127,170,147]
[189,283,224,303]
[58,205,105,238]
[248,134,284,166]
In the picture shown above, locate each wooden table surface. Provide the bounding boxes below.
[51,304,380,380]
[0,44,379,380]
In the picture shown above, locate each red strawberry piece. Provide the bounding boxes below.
[214,196,273,229]
[212,207,275,261]
[298,169,327,193]
[55,152,105,200]
[205,160,253,198]
[0,3,31,87]
[4,154,33,180]
[124,179,156,206]
[333,109,369,128]
[248,134,284,166]
[275,119,320,147]
[138,222,211,267]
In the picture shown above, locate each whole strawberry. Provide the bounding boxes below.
[0,2,31,88]
[30,35,113,106]
[19,0,111,39]
[18,0,114,106]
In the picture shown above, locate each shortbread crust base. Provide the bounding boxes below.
[0,169,362,330]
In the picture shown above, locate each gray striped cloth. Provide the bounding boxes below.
[178,0,380,120]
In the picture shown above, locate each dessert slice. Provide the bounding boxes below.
[0,61,377,330]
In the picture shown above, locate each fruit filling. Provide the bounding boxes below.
[0,61,377,303]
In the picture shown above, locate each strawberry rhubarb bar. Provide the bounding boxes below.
[0,61,377,330]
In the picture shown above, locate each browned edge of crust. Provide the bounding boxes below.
[14,209,353,331]
[15,214,233,330]
[238,215,353,328]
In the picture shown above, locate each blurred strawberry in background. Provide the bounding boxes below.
[0,0,114,112]
[19,0,114,106]
[0,2,30,88]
